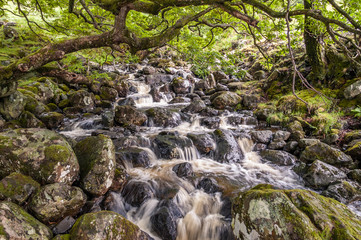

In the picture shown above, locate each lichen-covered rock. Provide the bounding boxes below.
[345,141,361,162]
[232,184,361,240]
[171,77,192,94]
[0,128,79,185]
[250,130,273,144]
[70,211,152,240]
[29,183,87,224]
[322,181,361,204]
[74,134,115,196]
[146,107,181,128]
[211,91,242,110]
[0,201,53,239]
[344,79,361,99]
[302,160,347,189]
[100,86,118,101]
[40,112,64,129]
[214,129,244,163]
[287,120,305,140]
[114,105,147,126]
[273,130,291,141]
[260,150,297,166]
[68,90,95,111]
[300,142,354,167]
[0,172,40,205]
[187,133,215,154]
[19,111,45,128]
[0,91,26,120]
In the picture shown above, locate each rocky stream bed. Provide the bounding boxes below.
[1,58,361,240]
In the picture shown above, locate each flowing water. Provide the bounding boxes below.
[59,63,359,239]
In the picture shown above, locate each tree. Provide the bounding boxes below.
[0,0,360,98]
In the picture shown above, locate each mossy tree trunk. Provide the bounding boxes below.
[304,0,326,84]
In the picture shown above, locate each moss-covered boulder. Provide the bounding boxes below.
[69,211,152,240]
[23,94,50,117]
[29,183,87,224]
[115,105,147,126]
[345,141,361,162]
[287,120,305,140]
[0,91,26,120]
[0,172,40,205]
[146,107,181,128]
[0,128,79,185]
[154,132,193,159]
[52,234,70,240]
[171,77,192,94]
[322,181,361,204]
[100,86,118,101]
[68,90,95,112]
[211,91,242,110]
[74,135,115,196]
[300,142,354,168]
[0,201,53,239]
[19,111,45,128]
[232,184,361,240]
[40,112,65,129]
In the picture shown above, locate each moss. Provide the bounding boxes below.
[46,103,58,111]
[58,99,70,109]
[41,145,71,179]
[347,141,361,152]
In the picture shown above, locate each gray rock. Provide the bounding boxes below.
[0,91,25,120]
[211,91,242,110]
[201,117,221,129]
[250,130,273,144]
[273,130,291,141]
[74,134,116,196]
[283,141,299,153]
[171,77,192,94]
[187,133,215,154]
[29,183,87,224]
[154,132,193,159]
[146,108,181,128]
[344,79,361,99]
[52,216,76,235]
[322,181,361,204]
[260,150,297,166]
[115,105,147,126]
[287,121,305,140]
[116,147,152,168]
[298,138,320,149]
[214,129,244,163]
[182,99,206,113]
[68,90,95,111]
[268,140,287,150]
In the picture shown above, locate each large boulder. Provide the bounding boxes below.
[29,183,87,224]
[70,211,152,240]
[146,108,181,128]
[68,90,95,111]
[121,181,155,207]
[260,150,297,166]
[302,160,347,189]
[154,132,193,159]
[214,129,244,163]
[187,133,215,154]
[114,105,147,126]
[0,128,79,185]
[344,79,361,99]
[300,142,354,167]
[171,77,192,94]
[0,201,53,239]
[0,172,40,205]
[211,91,242,110]
[0,91,26,120]
[116,147,153,168]
[232,184,361,240]
[74,134,116,196]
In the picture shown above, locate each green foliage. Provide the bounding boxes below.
[351,106,361,118]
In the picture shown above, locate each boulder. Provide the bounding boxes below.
[283,141,298,153]
[150,204,181,240]
[29,183,87,224]
[172,162,194,178]
[0,91,26,120]
[52,216,76,235]
[287,121,305,140]
[181,99,206,113]
[211,91,242,110]
[201,117,221,129]
[322,181,361,204]
[300,142,354,167]
[116,147,153,168]
[344,130,361,144]
[0,201,53,239]
[214,129,244,163]
[40,112,64,129]
[171,77,192,94]
[0,128,79,185]
[115,105,147,126]
[0,172,40,205]
[302,160,347,189]
[196,178,220,194]
[232,184,361,240]
[100,86,118,101]
[154,132,193,159]
[298,138,320,149]
[68,90,95,111]
[146,108,181,128]
[348,169,361,185]
[267,140,287,150]
[187,133,215,154]
[19,111,45,128]
[273,130,291,141]
[212,71,228,81]
[70,211,152,240]
[260,150,297,166]
[121,181,155,207]
[74,135,116,196]
[250,130,273,144]
[345,141,361,162]
[344,79,361,99]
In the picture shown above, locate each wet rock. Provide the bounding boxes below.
[143,66,156,75]
[182,99,206,113]
[214,129,244,163]
[172,162,194,178]
[101,110,115,128]
[250,130,273,144]
[114,80,128,97]
[242,116,258,125]
[0,172,40,205]
[197,178,220,194]
[253,143,267,151]
[102,192,127,217]
[117,97,136,106]
[199,107,219,117]
[187,133,215,154]
[302,160,347,189]
[0,91,25,120]
[322,181,361,204]
[70,211,152,240]
[283,141,298,153]
[273,130,291,141]
[68,90,95,112]
[348,169,361,185]
[40,112,64,129]
[74,135,116,196]
[116,147,152,168]
[300,142,354,167]
[0,128,79,185]
[345,140,361,162]
[242,94,261,109]
[169,97,191,104]
[154,132,193,159]
[0,201,53,239]
[109,168,128,192]
[287,121,305,140]
[260,150,297,166]
[115,105,147,126]
[216,83,229,91]
[298,138,320,149]
[211,91,242,110]
[100,86,118,101]
[145,74,173,85]
[201,117,221,129]
[52,234,71,240]
[232,184,361,240]
[122,181,155,207]
[344,130,361,144]
[171,77,192,94]
[344,79,361,99]
[52,216,76,235]
[195,79,210,90]
[267,140,287,150]
[150,204,180,240]
[146,108,181,128]
[19,111,45,128]
[29,183,86,224]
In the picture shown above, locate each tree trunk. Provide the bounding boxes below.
[304,0,326,83]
